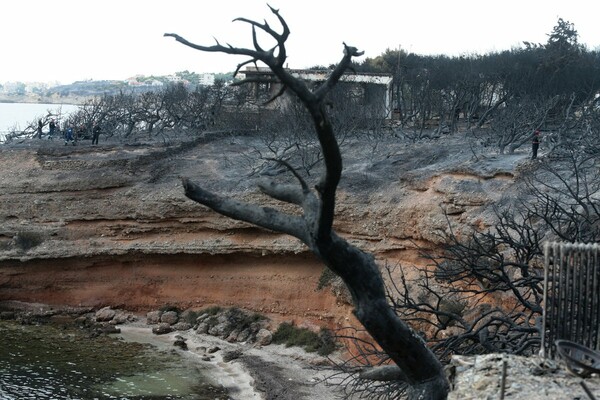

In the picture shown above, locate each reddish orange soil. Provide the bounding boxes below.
[0,252,357,329]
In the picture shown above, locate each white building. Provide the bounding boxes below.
[198,73,215,86]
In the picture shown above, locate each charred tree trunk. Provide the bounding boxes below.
[167,7,448,399]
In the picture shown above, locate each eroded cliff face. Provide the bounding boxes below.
[0,133,531,330]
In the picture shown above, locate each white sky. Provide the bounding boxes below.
[1,0,598,84]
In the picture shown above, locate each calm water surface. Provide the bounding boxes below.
[0,102,80,138]
[0,320,228,399]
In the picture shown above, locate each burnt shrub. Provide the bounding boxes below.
[272,322,336,356]
[14,231,44,251]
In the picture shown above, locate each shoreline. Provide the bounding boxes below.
[0,301,347,399]
[117,323,346,400]
[118,325,260,399]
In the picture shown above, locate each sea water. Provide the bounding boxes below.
[0,102,80,140]
[0,320,228,399]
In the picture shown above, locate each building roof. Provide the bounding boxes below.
[243,67,392,86]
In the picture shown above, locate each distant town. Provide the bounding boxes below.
[0,71,233,104]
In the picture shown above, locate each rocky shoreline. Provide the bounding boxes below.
[0,301,346,399]
[3,300,600,399]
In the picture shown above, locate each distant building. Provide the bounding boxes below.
[126,78,143,86]
[198,73,215,86]
[241,67,393,119]
[126,76,164,87]
[167,75,184,83]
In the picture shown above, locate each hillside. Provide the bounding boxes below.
[0,130,533,332]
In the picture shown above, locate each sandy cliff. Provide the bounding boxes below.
[0,132,531,331]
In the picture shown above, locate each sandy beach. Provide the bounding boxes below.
[117,324,346,400]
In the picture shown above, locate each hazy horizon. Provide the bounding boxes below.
[2,0,599,84]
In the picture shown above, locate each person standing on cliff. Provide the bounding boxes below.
[49,119,56,139]
[532,129,541,160]
[92,123,101,145]
[64,126,75,146]
[76,125,85,141]
[37,119,43,139]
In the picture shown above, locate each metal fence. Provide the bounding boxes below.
[542,242,600,358]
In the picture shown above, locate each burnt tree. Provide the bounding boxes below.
[392,207,545,361]
[165,6,448,400]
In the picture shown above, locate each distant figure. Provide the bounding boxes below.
[64,126,75,146]
[532,129,541,160]
[49,119,56,139]
[76,125,85,141]
[92,123,101,145]
[37,119,43,139]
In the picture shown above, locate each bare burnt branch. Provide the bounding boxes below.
[182,177,308,241]
[313,43,365,102]
[168,7,449,399]
[429,210,545,313]
[263,84,288,105]
[326,327,409,399]
[524,150,600,243]
[263,157,310,193]
[379,202,546,362]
